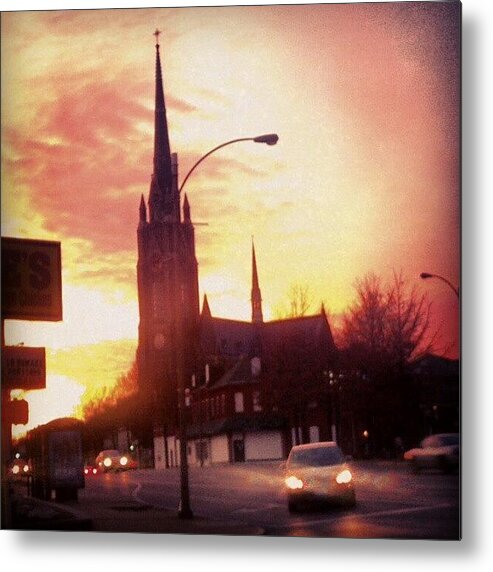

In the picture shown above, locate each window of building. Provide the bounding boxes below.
[211,395,215,418]
[234,392,244,413]
[309,426,320,443]
[251,357,261,377]
[221,393,226,416]
[253,390,262,412]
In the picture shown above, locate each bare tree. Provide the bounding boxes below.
[341,271,434,372]
[339,271,436,453]
[275,283,313,319]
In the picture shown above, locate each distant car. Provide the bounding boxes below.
[404,433,460,473]
[284,441,355,512]
[84,464,99,476]
[95,449,136,472]
[9,458,31,480]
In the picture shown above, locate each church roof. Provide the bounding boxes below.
[212,356,256,388]
[199,312,337,388]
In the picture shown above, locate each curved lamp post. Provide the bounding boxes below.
[179,133,279,194]
[420,272,459,299]
[175,132,278,519]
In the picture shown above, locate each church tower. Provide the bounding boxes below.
[136,32,200,428]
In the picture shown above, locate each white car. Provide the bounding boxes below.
[95,449,132,472]
[284,441,355,512]
[404,433,459,473]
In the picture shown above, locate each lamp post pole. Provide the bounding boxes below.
[420,272,459,299]
[175,133,279,519]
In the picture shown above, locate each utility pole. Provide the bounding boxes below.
[175,265,193,519]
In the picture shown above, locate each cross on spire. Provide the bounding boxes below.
[154,29,161,47]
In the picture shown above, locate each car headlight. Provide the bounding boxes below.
[12,464,20,475]
[103,457,112,467]
[336,469,352,484]
[120,456,128,466]
[285,475,304,490]
[23,464,29,473]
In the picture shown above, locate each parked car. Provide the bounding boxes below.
[284,441,355,512]
[404,433,460,473]
[95,449,137,472]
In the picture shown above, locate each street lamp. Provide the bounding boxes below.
[420,272,459,299]
[175,133,279,519]
[178,134,279,194]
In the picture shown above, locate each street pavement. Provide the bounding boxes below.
[7,460,460,539]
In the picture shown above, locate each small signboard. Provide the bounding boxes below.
[1,237,62,321]
[7,399,29,426]
[1,346,46,390]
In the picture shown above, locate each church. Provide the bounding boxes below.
[136,35,338,468]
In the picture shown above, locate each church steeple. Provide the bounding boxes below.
[139,194,147,223]
[148,30,177,222]
[251,239,263,323]
[183,193,191,222]
[202,293,212,318]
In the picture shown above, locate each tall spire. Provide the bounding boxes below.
[149,29,175,221]
[251,239,263,323]
[202,293,212,318]
[139,194,147,223]
[183,193,191,222]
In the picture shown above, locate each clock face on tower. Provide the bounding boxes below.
[154,332,166,349]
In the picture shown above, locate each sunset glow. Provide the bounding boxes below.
[1,3,460,432]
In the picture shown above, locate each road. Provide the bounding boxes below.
[79,460,460,539]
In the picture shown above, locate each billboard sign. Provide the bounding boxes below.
[1,237,62,321]
[1,346,46,390]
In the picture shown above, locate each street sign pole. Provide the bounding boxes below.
[1,236,63,529]
[1,318,13,529]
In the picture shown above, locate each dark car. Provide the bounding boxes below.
[404,433,460,473]
[284,441,355,512]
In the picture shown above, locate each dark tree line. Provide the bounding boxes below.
[336,272,437,455]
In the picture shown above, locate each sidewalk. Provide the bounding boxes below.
[7,491,265,536]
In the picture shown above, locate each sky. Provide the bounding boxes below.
[1,2,460,434]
